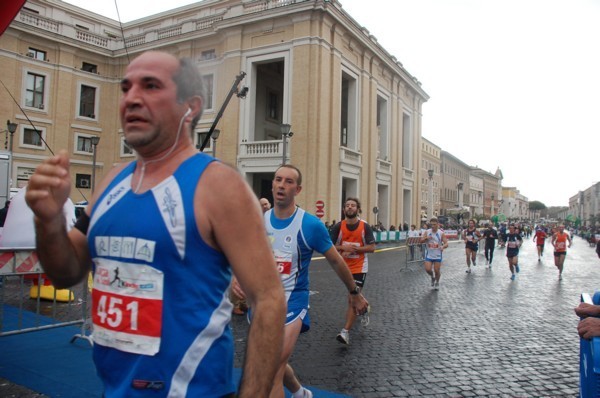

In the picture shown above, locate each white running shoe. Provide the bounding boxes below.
[336,329,350,345]
[466,268,471,274]
[302,388,313,398]
[434,281,440,290]
[431,275,435,287]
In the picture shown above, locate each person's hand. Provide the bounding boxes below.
[578,317,600,339]
[575,303,600,318]
[230,277,246,300]
[350,293,369,315]
[25,150,71,222]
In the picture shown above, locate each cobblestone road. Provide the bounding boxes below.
[2,235,599,397]
[232,235,599,397]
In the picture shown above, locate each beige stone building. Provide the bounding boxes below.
[501,187,529,221]
[471,167,502,219]
[0,0,428,226]
[439,150,470,222]
[419,136,441,221]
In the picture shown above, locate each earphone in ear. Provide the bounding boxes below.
[185,108,192,117]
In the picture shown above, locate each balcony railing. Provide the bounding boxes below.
[339,147,361,165]
[377,158,392,174]
[240,140,283,158]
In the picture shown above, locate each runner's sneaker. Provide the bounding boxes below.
[301,388,313,398]
[511,274,516,281]
[431,275,435,287]
[466,268,471,274]
[434,281,440,290]
[559,273,563,281]
[336,329,350,345]
[361,304,371,326]
[515,264,520,273]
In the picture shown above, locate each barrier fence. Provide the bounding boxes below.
[403,237,424,271]
[374,230,462,243]
[0,248,91,344]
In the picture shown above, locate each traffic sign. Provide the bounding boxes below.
[316,200,325,209]
[315,209,325,218]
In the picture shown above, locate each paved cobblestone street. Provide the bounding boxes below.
[232,236,599,397]
[2,236,599,397]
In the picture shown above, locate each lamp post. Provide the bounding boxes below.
[427,169,434,220]
[211,129,220,158]
[6,120,17,152]
[5,121,18,192]
[456,182,464,224]
[91,136,100,192]
[491,193,495,216]
[280,123,293,165]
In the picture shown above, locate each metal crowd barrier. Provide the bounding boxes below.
[402,237,424,271]
[0,248,92,345]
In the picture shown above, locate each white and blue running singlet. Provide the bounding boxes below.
[87,154,235,398]
[424,229,444,262]
[264,207,332,332]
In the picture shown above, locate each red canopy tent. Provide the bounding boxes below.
[0,1,27,36]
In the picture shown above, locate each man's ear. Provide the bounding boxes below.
[186,96,203,119]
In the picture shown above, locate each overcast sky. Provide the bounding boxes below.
[64,0,600,207]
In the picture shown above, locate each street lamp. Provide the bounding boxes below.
[427,169,434,220]
[91,136,100,192]
[280,123,293,165]
[211,129,220,158]
[5,120,17,152]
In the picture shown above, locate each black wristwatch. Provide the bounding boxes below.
[349,285,360,295]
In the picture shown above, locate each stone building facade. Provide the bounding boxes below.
[0,0,428,226]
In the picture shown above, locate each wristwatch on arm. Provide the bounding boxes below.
[349,285,360,295]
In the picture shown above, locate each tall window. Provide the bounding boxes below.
[79,85,96,118]
[202,74,214,110]
[76,135,93,153]
[402,113,411,168]
[22,128,43,148]
[340,71,358,149]
[26,72,45,108]
[377,94,389,160]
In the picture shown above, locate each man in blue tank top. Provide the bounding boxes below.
[25,51,285,398]
[266,165,369,398]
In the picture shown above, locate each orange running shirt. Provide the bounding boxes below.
[337,220,369,274]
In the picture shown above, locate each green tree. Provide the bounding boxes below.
[529,201,547,211]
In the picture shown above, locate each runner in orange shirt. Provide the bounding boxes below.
[330,197,376,345]
[533,226,547,262]
[551,224,572,280]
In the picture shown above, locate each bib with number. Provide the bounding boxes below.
[92,258,164,356]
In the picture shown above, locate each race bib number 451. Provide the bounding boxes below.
[92,259,164,356]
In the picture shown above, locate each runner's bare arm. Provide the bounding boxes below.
[322,246,369,314]
[25,150,89,288]
[196,162,285,398]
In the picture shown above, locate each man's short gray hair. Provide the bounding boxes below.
[173,57,205,131]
